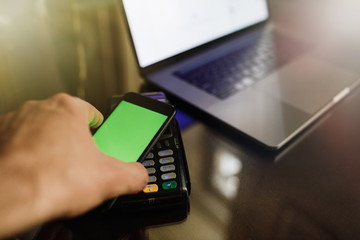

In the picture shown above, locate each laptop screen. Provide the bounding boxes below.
[122,0,269,68]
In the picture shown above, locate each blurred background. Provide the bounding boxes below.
[0,0,142,115]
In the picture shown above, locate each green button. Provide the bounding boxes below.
[162,181,177,190]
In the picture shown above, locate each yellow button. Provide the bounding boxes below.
[143,184,158,193]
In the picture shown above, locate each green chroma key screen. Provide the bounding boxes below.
[93,100,168,163]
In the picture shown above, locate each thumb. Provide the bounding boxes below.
[102,159,148,198]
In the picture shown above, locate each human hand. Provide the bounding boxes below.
[0,93,148,239]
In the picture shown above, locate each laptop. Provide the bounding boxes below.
[120,0,360,150]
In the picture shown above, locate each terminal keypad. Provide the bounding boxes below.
[142,138,178,193]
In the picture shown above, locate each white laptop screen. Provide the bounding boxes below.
[122,0,269,68]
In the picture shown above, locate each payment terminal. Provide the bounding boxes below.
[95,92,191,225]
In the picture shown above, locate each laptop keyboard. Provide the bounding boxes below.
[174,32,309,99]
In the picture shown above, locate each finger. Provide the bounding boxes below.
[102,160,148,198]
[87,104,104,128]
[45,93,104,128]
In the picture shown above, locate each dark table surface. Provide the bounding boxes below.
[1,0,360,239]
